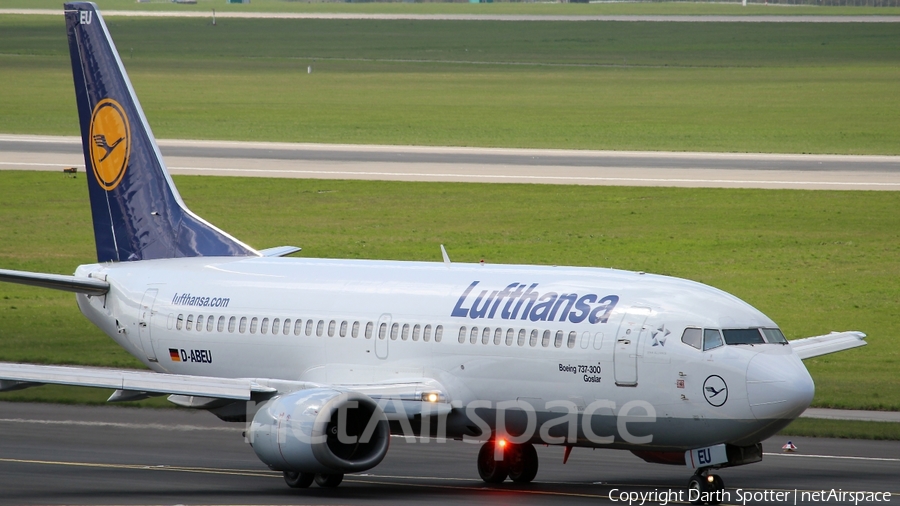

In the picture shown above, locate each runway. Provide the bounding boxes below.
[0,402,897,505]
[3,135,899,190]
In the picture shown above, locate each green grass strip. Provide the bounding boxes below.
[6,0,900,16]
[780,418,900,441]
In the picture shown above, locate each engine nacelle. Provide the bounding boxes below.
[249,388,390,474]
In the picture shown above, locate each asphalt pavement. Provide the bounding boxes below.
[0,402,897,505]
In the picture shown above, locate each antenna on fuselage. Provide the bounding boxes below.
[440,244,451,266]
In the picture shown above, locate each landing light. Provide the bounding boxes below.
[422,392,440,403]
[707,475,715,483]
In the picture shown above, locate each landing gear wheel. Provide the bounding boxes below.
[283,470,315,488]
[477,441,509,483]
[708,474,723,505]
[687,472,723,505]
[315,473,344,488]
[506,443,538,483]
[688,474,707,505]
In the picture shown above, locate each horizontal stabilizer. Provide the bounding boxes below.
[258,246,302,257]
[0,268,108,295]
[0,362,276,400]
[790,331,867,360]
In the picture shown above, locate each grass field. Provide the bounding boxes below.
[780,418,900,441]
[0,171,897,410]
[5,0,900,16]
[1,16,899,153]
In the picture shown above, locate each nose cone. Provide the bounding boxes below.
[746,350,815,421]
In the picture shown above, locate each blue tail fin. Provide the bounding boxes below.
[64,2,258,262]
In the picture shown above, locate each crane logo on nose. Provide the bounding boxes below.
[703,375,728,407]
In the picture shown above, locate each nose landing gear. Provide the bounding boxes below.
[477,440,539,484]
[688,470,724,505]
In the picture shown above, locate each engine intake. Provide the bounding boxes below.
[249,388,390,474]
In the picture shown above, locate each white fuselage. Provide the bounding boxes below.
[74,256,814,451]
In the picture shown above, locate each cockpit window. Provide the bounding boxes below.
[722,328,765,345]
[703,329,724,351]
[761,328,789,344]
[681,328,702,350]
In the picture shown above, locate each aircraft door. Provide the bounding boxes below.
[138,288,159,362]
[614,307,651,386]
[375,313,391,359]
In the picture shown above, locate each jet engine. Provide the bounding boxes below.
[249,388,390,474]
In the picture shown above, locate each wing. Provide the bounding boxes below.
[0,362,450,416]
[790,331,867,360]
[0,268,108,295]
[0,362,277,400]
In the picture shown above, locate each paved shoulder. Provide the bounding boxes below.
[2,134,898,190]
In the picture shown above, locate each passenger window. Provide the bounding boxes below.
[723,328,765,345]
[579,331,590,349]
[412,324,420,341]
[542,330,551,347]
[239,317,247,333]
[365,322,373,339]
[378,322,387,340]
[306,319,314,336]
[207,315,215,332]
[340,321,348,337]
[250,317,258,334]
[529,329,539,347]
[261,318,269,335]
[272,318,280,334]
[186,315,193,331]
[316,320,324,337]
[703,329,724,350]
[352,321,360,338]
[482,327,491,345]
[283,319,291,335]
[505,328,514,346]
[682,328,702,350]
[176,314,184,330]
[517,329,526,347]
[196,315,203,331]
[567,331,577,349]
[435,325,443,342]
[554,330,563,348]
[227,316,235,333]
[423,324,432,342]
[593,332,603,350]
[401,324,409,341]
[458,327,467,344]
[762,328,788,344]
[493,328,502,345]
[293,319,302,336]
[470,327,479,344]
[328,320,336,337]
[217,316,225,332]
[390,323,399,340]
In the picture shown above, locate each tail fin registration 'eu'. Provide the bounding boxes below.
[65,2,258,262]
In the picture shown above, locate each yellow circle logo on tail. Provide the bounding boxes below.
[89,98,130,191]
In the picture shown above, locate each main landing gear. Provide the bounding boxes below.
[283,471,344,489]
[688,469,724,505]
[477,440,539,484]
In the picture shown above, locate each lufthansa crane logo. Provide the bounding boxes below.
[89,98,130,191]
[703,375,728,407]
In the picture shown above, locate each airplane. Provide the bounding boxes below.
[0,2,868,503]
